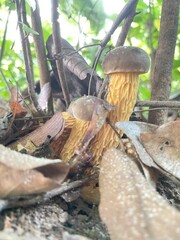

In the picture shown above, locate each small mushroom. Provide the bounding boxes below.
[60,96,110,161]
[67,95,104,121]
[89,46,150,164]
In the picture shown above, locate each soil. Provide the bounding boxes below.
[0,171,179,240]
[0,196,109,240]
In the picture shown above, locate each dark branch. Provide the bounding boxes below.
[136,100,180,108]
[97,0,138,98]
[0,174,98,211]
[15,0,42,114]
[51,0,70,108]
[31,0,54,114]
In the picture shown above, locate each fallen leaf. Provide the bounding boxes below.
[99,148,180,240]
[38,82,51,111]
[9,112,65,151]
[116,121,180,184]
[140,120,180,179]
[9,87,27,118]
[0,144,69,198]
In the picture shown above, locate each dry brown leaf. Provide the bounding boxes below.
[140,120,180,179]
[9,112,65,150]
[9,87,27,118]
[99,148,180,240]
[116,121,180,184]
[0,144,69,198]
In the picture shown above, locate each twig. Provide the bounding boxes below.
[92,0,138,70]
[31,0,54,114]
[51,0,70,108]
[116,11,139,47]
[134,107,179,113]
[0,9,10,67]
[15,0,42,114]
[97,0,138,98]
[136,100,180,108]
[0,174,98,211]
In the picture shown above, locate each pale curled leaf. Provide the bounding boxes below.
[9,112,65,150]
[47,35,99,81]
[140,120,180,179]
[0,145,69,198]
[0,162,57,198]
[99,148,180,240]
[115,121,157,168]
[38,82,51,111]
[0,144,61,170]
[116,121,180,184]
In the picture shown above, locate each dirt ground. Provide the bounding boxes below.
[0,175,179,240]
[0,195,109,240]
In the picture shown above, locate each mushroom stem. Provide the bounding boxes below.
[60,118,89,161]
[107,72,139,124]
[89,72,139,165]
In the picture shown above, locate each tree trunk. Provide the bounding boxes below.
[148,0,179,125]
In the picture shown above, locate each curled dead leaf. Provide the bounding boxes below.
[99,148,180,240]
[9,112,65,151]
[116,121,180,184]
[140,120,180,179]
[0,144,69,199]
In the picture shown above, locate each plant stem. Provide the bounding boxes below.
[31,0,54,114]
[15,0,41,114]
[51,0,70,108]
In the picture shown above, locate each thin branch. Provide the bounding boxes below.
[97,0,138,98]
[51,0,70,108]
[0,9,10,67]
[116,11,139,46]
[134,107,179,113]
[31,0,54,114]
[92,0,138,70]
[15,0,41,114]
[136,100,180,108]
[0,174,98,211]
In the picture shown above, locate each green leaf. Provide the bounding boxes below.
[25,0,36,11]
[20,22,39,35]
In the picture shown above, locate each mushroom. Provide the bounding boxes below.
[89,46,150,165]
[60,96,110,161]
[60,47,150,167]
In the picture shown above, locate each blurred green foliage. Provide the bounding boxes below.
[0,0,179,100]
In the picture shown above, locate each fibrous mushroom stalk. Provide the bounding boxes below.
[89,72,139,164]
[60,118,89,161]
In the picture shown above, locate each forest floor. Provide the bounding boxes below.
[0,175,179,240]
[0,195,109,240]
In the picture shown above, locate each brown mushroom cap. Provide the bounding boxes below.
[102,46,150,74]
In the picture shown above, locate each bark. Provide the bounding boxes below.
[136,100,180,108]
[31,0,54,114]
[51,0,70,108]
[15,0,41,114]
[148,0,179,125]
[97,0,138,98]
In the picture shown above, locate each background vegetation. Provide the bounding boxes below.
[0,0,179,113]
